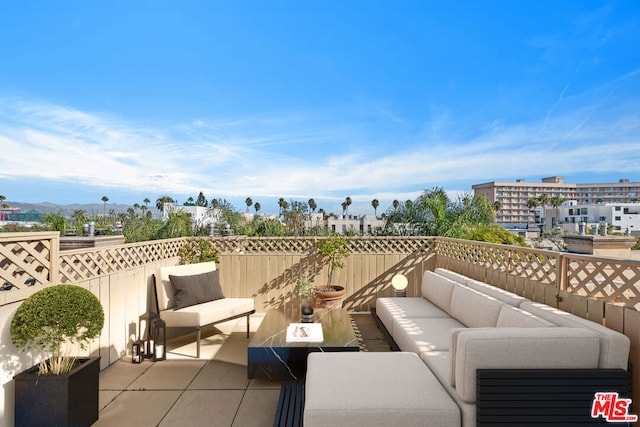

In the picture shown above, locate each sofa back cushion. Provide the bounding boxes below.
[450,285,503,328]
[155,262,217,311]
[496,304,555,328]
[520,301,630,369]
[434,268,469,285]
[464,279,528,307]
[421,271,457,314]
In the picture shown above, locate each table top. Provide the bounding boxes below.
[249,307,359,349]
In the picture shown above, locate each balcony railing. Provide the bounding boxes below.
[1,232,640,425]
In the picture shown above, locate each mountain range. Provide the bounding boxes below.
[3,201,151,216]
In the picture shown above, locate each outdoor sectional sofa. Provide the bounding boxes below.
[303,268,632,427]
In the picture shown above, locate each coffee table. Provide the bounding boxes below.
[247,307,359,380]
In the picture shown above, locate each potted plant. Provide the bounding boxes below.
[295,274,315,321]
[11,284,105,427]
[315,234,350,308]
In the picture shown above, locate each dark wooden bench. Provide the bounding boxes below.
[273,380,305,427]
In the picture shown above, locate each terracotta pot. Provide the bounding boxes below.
[314,285,346,309]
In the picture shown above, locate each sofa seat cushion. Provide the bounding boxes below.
[304,352,460,427]
[420,351,476,427]
[159,298,255,328]
[392,317,465,353]
[520,301,630,369]
[376,297,449,335]
[450,284,504,328]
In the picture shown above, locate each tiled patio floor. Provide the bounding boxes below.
[94,312,390,427]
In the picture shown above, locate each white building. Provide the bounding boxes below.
[162,204,222,231]
[326,214,385,235]
[544,201,640,236]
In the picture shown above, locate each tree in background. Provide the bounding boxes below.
[196,192,208,207]
[371,199,379,218]
[245,197,253,212]
[156,196,175,212]
[101,196,109,217]
[254,202,261,215]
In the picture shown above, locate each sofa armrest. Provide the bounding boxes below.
[453,327,600,403]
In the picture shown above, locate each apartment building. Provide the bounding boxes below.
[544,202,640,236]
[473,177,640,226]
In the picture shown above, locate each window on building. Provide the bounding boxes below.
[615,206,621,211]
[580,208,588,215]
[615,216,621,221]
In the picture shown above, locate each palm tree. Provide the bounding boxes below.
[143,198,150,208]
[101,196,109,217]
[71,209,87,226]
[245,197,253,213]
[254,202,261,215]
[341,201,348,216]
[345,197,352,215]
[278,198,288,217]
[537,193,550,225]
[133,203,141,215]
[308,198,317,213]
[371,199,379,218]
[392,200,400,211]
[156,196,174,212]
[549,195,566,227]
[526,198,540,224]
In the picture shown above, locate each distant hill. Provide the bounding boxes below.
[3,201,156,217]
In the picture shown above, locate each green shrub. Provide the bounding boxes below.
[179,238,220,265]
[11,285,104,375]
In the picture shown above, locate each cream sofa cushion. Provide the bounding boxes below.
[305,352,460,427]
[421,270,457,314]
[392,317,465,352]
[453,327,600,403]
[376,297,449,335]
[496,304,555,328]
[520,301,630,369]
[450,284,503,328]
[464,278,528,307]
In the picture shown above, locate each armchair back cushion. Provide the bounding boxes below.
[421,271,456,314]
[169,269,224,310]
[156,262,217,311]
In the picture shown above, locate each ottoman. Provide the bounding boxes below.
[304,352,460,427]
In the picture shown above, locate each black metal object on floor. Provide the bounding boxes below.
[273,380,305,427]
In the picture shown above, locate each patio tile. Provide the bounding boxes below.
[188,360,249,390]
[128,360,206,390]
[94,390,181,427]
[232,389,281,427]
[158,390,245,427]
[100,360,153,390]
[211,334,250,365]
[99,390,122,411]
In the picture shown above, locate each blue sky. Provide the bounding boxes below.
[1,1,639,215]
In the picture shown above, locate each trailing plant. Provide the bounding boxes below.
[316,234,350,290]
[11,284,104,375]
[179,237,220,265]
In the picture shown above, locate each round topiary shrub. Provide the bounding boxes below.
[11,284,105,375]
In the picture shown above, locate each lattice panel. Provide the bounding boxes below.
[437,238,558,285]
[565,255,640,308]
[0,234,55,289]
[210,236,436,255]
[58,238,184,283]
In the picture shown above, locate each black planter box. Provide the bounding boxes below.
[14,357,100,427]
